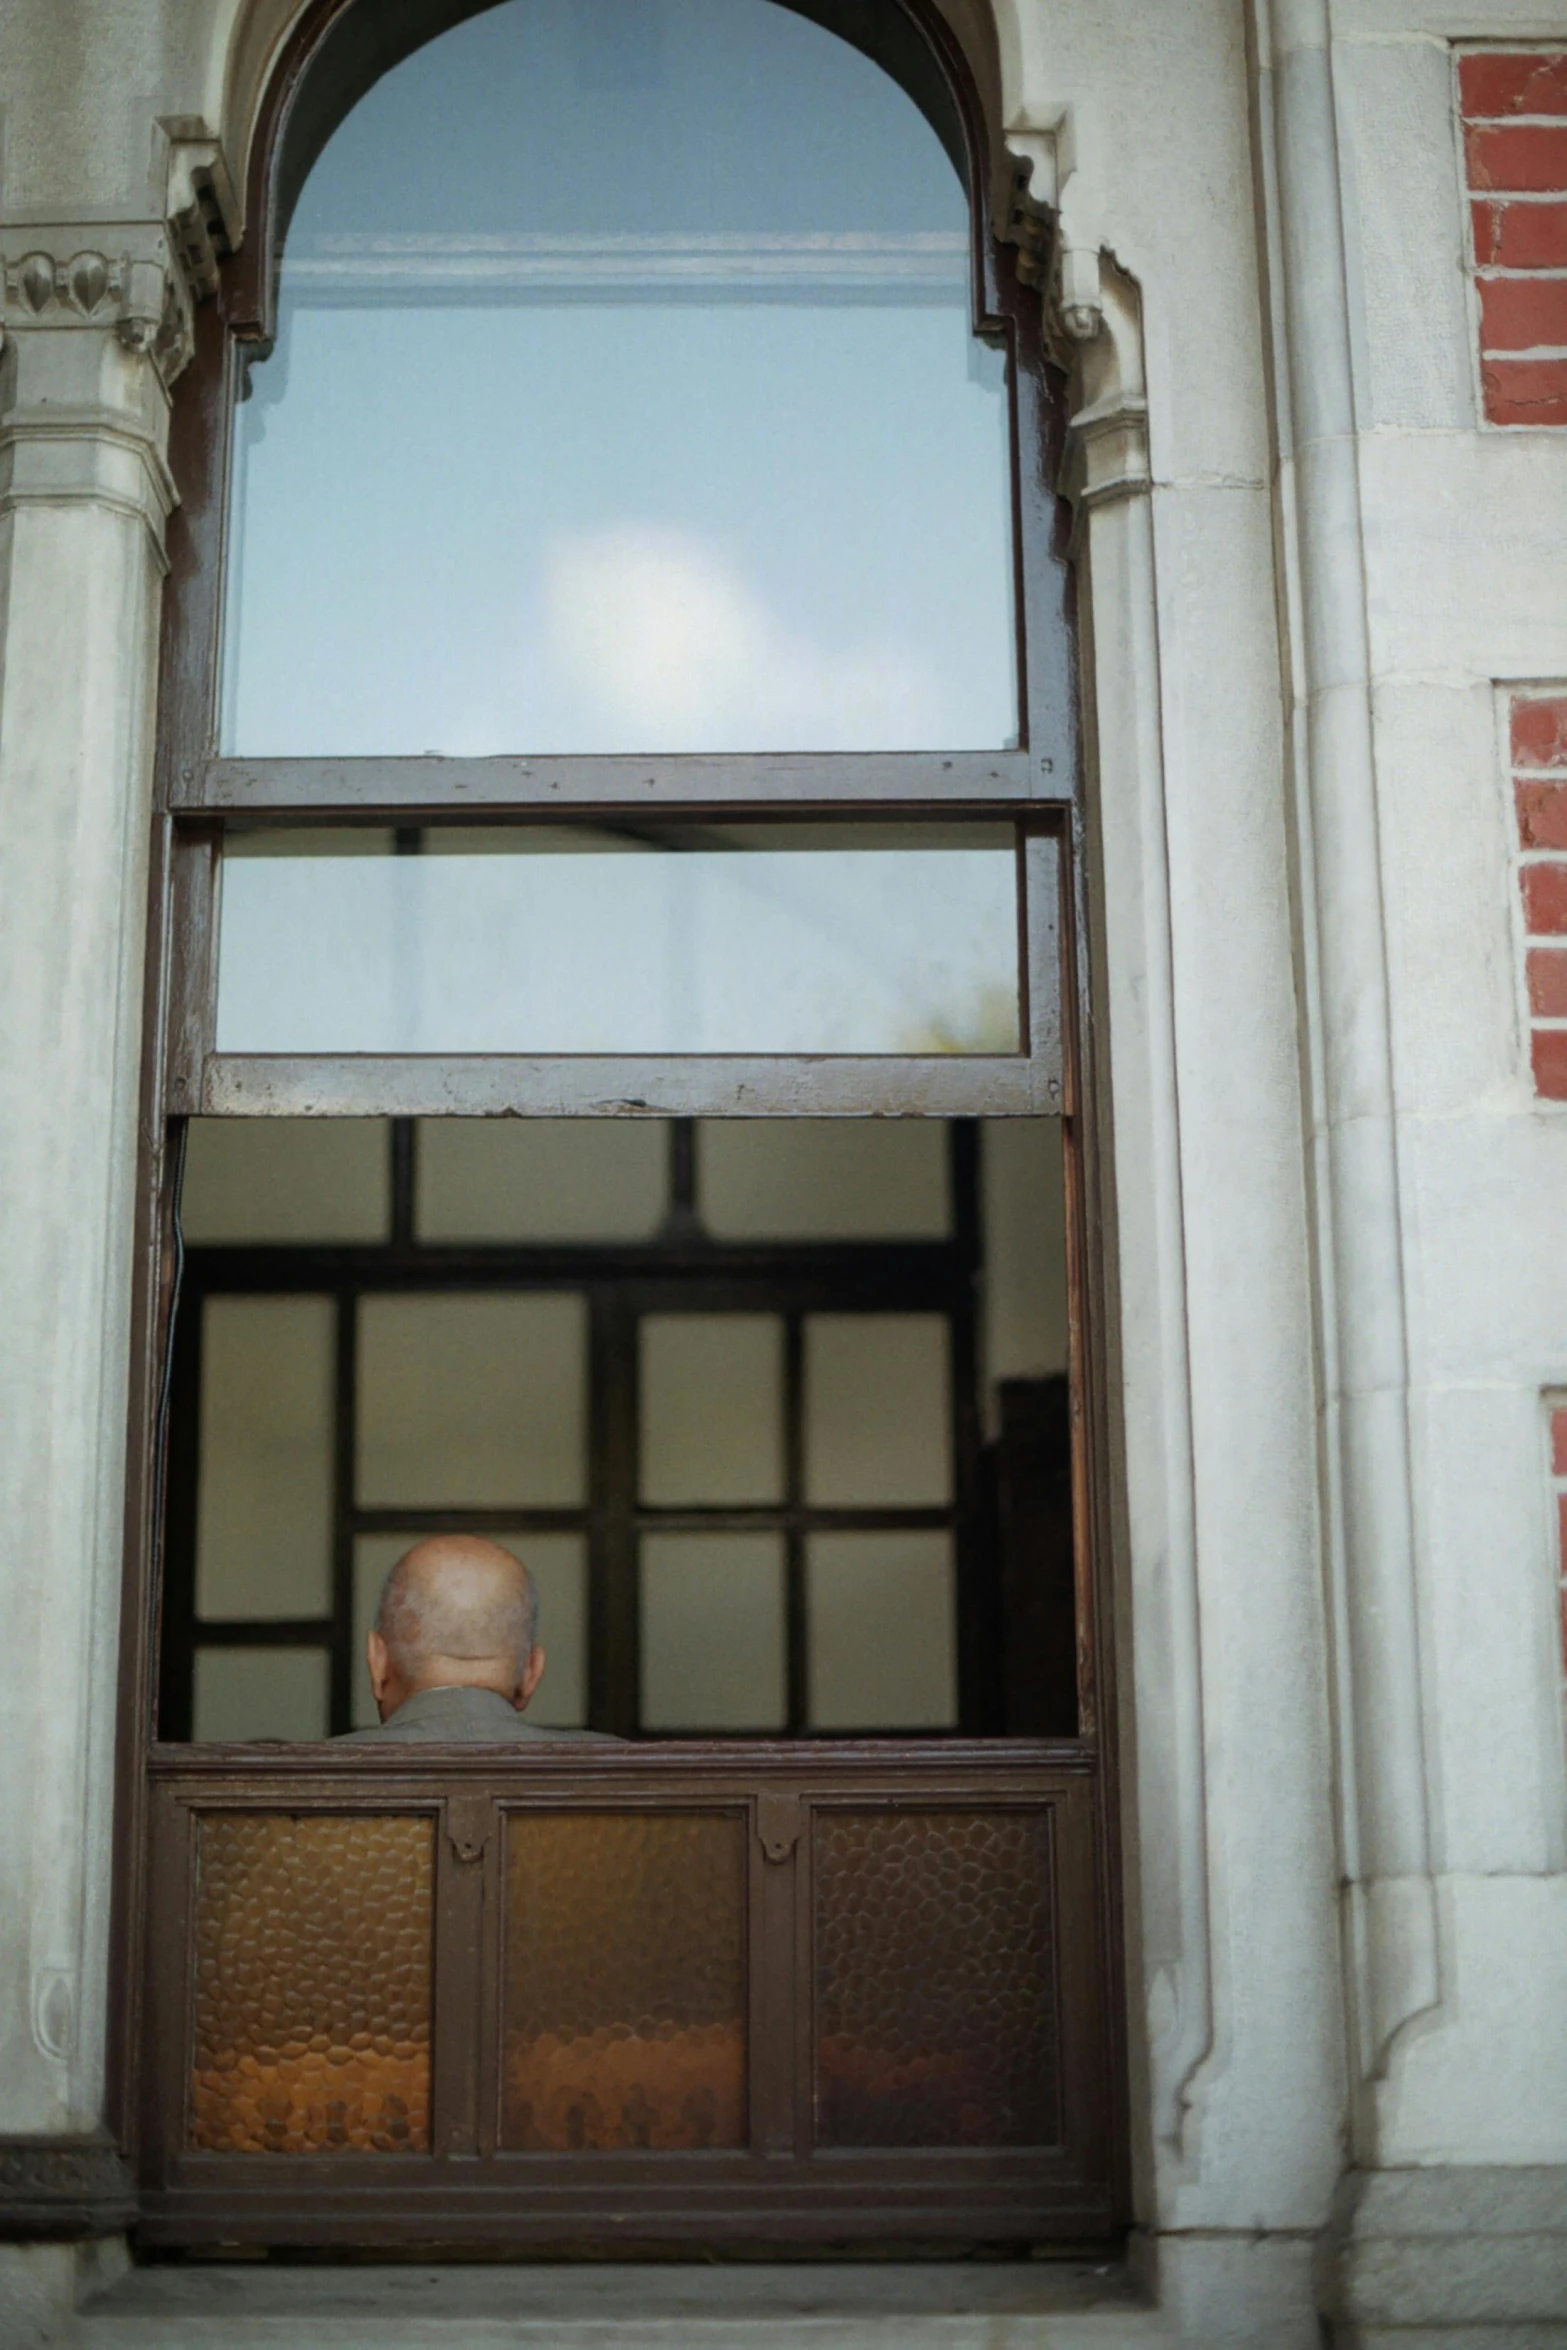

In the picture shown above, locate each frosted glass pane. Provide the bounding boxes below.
[640,1316,783,1504]
[640,1533,786,1731]
[214,827,1020,1057]
[806,1532,956,1729]
[221,0,1013,755]
[357,1293,586,1506]
[699,1120,948,1239]
[182,1118,390,1242]
[804,1315,951,1505]
[417,1119,667,1241]
[196,1296,333,1619]
[981,1119,1067,1409]
[352,1532,586,1731]
[193,1647,330,1741]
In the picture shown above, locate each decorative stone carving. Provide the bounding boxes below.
[0,2135,137,2243]
[163,127,240,304]
[0,226,196,387]
[1002,120,1106,351]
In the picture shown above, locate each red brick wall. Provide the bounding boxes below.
[1460,50,1567,425]
[1512,692,1567,1098]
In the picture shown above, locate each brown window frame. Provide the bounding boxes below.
[111,0,1127,2255]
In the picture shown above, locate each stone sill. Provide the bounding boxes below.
[76,2260,1170,2349]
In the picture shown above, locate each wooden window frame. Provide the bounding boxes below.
[110,0,1128,2252]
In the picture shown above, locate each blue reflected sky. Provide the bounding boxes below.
[222,0,1016,755]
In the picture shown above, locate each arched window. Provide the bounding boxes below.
[127,0,1118,2262]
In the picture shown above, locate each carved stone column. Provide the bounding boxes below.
[0,223,194,2258]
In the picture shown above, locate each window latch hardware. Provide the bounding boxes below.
[445,1793,490,1865]
[757,1792,801,1864]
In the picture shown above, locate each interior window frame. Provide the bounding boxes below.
[161,1117,1001,1743]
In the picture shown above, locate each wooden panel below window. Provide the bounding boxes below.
[139,1750,1114,2249]
[502,1811,746,2150]
[190,1813,433,2154]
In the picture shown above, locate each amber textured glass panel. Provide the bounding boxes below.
[814,1810,1059,2149]
[191,1814,433,2153]
[503,1813,745,2151]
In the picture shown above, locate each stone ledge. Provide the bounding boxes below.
[72,2260,1173,2350]
[0,2139,138,2245]
[1328,2165,1567,2337]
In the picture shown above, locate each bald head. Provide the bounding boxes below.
[368,1536,545,1720]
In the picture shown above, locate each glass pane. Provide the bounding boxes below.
[503,1813,746,2149]
[214,824,1020,1058]
[417,1118,667,1240]
[223,0,1013,756]
[191,1647,330,1741]
[195,1296,334,1618]
[191,1814,433,2151]
[351,1531,587,1731]
[806,1531,956,1729]
[640,1533,786,1730]
[699,1120,948,1239]
[981,1118,1068,1406]
[814,1810,1059,2146]
[804,1314,951,1504]
[356,1292,586,1506]
[181,1118,390,1243]
[640,1315,783,1504]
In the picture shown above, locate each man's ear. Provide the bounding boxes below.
[515,1645,546,1711]
[367,1628,392,1706]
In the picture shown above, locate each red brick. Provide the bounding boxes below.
[1527,948,1567,1015]
[1552,1406,1567,1478]
[1512,696,1567,768]
[1532,1026,1567,1096]
[1473,199,1567,268]
[1481,272,1567,349]
[1460,51,1567,121]
[1516,780,1567,846]
[1466,121,1567,192]
[1521,860,1567,931]
[1483,354,1567,423]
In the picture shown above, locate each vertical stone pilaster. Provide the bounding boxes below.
[0,226,190,2223]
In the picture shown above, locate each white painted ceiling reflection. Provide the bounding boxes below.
[806,1530,956,1728]
[804,1313,952,1505]
[640,1531,788,1730]
[192,1647,329,1743]
[698,1119,948,1236]
[356,1292,587,1505]
[221,0,1014,754]
[180,1118,391,1242]
[196,1296,335,1619]
[640,1316,786,1505]
[416,1118,667,1240]
[213,828,1021,1057]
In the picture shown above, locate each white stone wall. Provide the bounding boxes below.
[1,0,1565,2341]
[1332,0,1567,2178]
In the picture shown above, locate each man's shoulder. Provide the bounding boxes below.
[335,1688,620,1742]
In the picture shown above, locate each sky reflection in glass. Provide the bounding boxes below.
[221,0,1016,756]
[213,827,1022,1056]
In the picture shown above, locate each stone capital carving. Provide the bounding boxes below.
[0,226,196,388]
[0,2134,137,2243]
[1058,261,1149,525]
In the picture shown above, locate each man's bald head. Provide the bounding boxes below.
[368,1536,544,1719]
